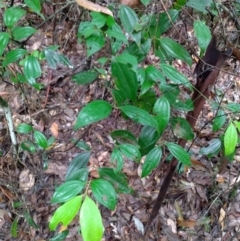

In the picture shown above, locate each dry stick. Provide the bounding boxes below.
[145,43,232,233]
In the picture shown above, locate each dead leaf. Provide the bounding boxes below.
[120,0,141,8]
[45,162,67,181]
[177,219,197,228]
[19,169,35,191]
[219,207,226,230]
[50,122,59,138]
[75,0,113,16]
[167,218,177,233]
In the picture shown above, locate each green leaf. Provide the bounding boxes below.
[224,122,238,156]
[16,123,33,134]
[20,141,36,153]
[91,179,117,210]
[24,55,41,80]
[234,121,240,132]
[98,167,132,194]
[200,139,221,156]
[33,130,48,149]
[138,126,160,156]
[72,70,98,85]
[80,196,104,241]
[119,143,141,162]
[24,211,38,229]
[90,12,108,28]
[145,65,165,83]
[119,5,138,33]
[44,48,73,69]
[160,63,191,88]
[2,48,27,67]
[194,21,211,54]
[110,130,137,145]
[86,32,105,57]
[24,0,41,14]
[111,62,138,102]
[65,152,90,180]
[119,105,158,130]
[49,231,69,241]
[213,109,226,132]
[170,117,194,140]
[49,195,82,231]
[65,168,89,182]
[4,7,26,28]
[113,53,138,66]
[74,100,112,130]
[141,146,162,177]
[110,147,124,172]
[140,0,151,6]
[166,142,191,166]
[12,26,37,41]
[153,96,170,135]
[226,103,240,112]
[51,181,86,204]
[10,218,18,238]
[187,0,212,13]
[0,32,10,56]
[160,38,192,66]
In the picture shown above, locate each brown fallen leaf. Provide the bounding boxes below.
[75,0,113,16]
[50,122,59,138]
[120,0,141,8]
[177,219,197,228]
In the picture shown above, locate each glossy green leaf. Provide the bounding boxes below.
[160,83,180,105]
[49,195,82,231]
[224,122,238,156]
[65,168,89,182]
[145,65,165,83]
[20,141,36,153]
[160,38,192,66]
[194,21,211,54]
[187,0,212,13]
[4,7,26,28]
[74,140,91,151]
[119,5,138,33]
[226,103,240,112]
[90,12,107,28]
[119,143,141,162]
[86,31,105,57]
[137,89,156,112]
[24,0,41,14]
[170,117,194,140]
[141,146,162,177]
[10,218,18,238]
[91,179,117,210]
[113,53,138,66]
[213,109,226,132]
[44,48,73,69]
[12,26,36,41]
[49,231,69,241]
[140,0,151,6]
[16,123,33,134]
[160,63,191,88]
[110,130,137,145]
[2,48,27,67]
[111,62,138,102]
[98,167,132,194]
[74,100,112,130]
[51,181,86,204]
[138,126,160,156]
[72,71,98,85]
[153,96,170,135]
[200,139,221,156]
[80,196,104,241]
[110,147,124,172]
[33,130,48,149]
[0,32,10,56]
[65,152,90,180]
[119,105,158,130]
[234,121,240,132]
[24,55,41,80]
[174,0,187,9]
[166,142,191,166]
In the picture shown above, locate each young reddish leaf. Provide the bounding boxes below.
[91,179,117,210]
[224,122,238,156]
[141,146,162,177]
[80,196,104,241]
[166,142,191,166]
[49,195,82,231]
[74,100,112,130]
